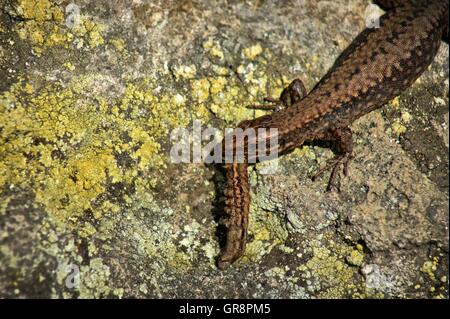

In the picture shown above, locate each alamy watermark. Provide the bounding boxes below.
[170,120,280,173]
[58,262,80,289]
[65,3,81,29]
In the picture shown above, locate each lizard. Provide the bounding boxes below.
[216,0,449,270]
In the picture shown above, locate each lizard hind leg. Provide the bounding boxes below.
[311,127,354,191]
[247,78,307,111]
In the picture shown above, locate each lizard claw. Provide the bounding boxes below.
[247,100,281,111]
[311,153,353,191]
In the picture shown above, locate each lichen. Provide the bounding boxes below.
[14,0,105,55]
[238,169,289,265]
[346,245,365,267]
[421,257,439,281]
[203,38,225,60]
[0,75,189,236]
[298,241,366,298]
[110,38,125,53]
[78,258,113,298]
[243,43,263,60]
[173,64,197,80]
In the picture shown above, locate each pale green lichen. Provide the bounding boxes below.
[78,258,113,298]
[237,169,289,265]
[0,61,201,295]
[346,245,365,267]
[138,212,193,274]
[297,241,366,298]
[2,3,374,297]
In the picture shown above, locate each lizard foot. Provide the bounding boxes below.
[312,153,353,191]
[311,127,354,191]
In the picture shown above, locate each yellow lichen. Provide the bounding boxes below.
[401,111,412,123]
[17,0,59,22]
[35,148,122,231]
[203,38,225,60]
[392,120,407,135]
[64,62,76,71]
[110,38,125,52]
[0,75,189,234]
[243,43,263,60]
[207,80,254,124]
[390,96,401,108]
[173,64,197,80]
[298,244,363,298]
[209,76,228,95]
[129,128,163,170]
[82,19,105,48]
[191,78,210,103]
[346,249,364,267]
[13,0,106,55]
[421,257,439,281]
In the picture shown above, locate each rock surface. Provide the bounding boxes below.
[0,0,448,298]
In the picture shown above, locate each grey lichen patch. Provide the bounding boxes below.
[261,266,308,298]
[361,264,395,295]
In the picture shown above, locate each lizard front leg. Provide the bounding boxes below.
[312,127,354,191]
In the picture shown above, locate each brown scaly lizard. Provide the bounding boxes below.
[217,0,449,270]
